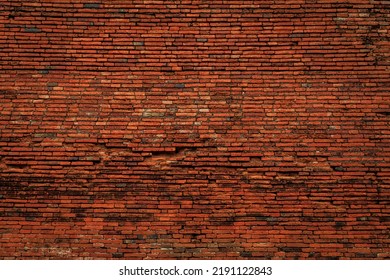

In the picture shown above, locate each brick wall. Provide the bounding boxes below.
[0,0,389,259]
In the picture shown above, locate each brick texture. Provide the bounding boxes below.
[0,0,389,259]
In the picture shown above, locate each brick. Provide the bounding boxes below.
[24,27,41,33]
[83,3,100,9]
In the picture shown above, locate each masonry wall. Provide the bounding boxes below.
[0,0,389,259]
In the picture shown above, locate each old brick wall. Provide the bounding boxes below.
[0,0,389,259]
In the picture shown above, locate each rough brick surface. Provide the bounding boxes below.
[0,0,389,259]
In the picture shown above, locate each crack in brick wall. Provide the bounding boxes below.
[0,0,389,259]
